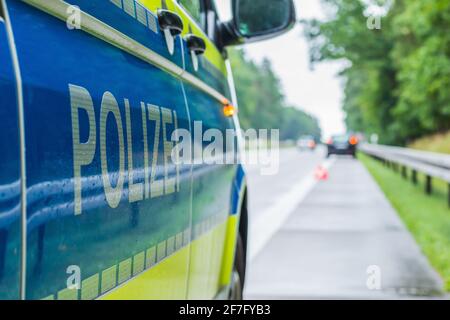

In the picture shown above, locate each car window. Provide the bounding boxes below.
[178,0,204,28]
[206,0,224,47]
[333,135,349,143]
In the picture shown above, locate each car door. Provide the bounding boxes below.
[0,0,22,300]
[173,0,238,299]
[6,0,193,299]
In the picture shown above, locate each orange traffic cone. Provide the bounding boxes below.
[314,165,329,181]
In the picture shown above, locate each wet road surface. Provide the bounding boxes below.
[245,153,445,299]
[246,147,325,220]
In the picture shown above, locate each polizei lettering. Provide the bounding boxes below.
[69,84,180,215]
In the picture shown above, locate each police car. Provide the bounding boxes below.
[0,0,295,300]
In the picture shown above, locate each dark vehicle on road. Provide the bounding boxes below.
[326,134,358,158]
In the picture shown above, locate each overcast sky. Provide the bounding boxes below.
[217,0,346,138]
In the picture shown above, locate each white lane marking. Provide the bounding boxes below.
[248,158,336,261]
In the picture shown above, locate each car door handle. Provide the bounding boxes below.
[185,34,206,55]
[157,9,184,36]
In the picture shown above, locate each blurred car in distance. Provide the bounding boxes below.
[297,135,316,151]
[326,134,358,158]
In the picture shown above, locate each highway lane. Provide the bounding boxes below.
[244,154,445,299]
[245,146,326,221]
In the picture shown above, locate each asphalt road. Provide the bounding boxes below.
[246,147,325,220]
[244,148,445,299]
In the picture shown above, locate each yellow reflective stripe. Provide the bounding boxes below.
[101,265,117,294]
[101,245,190,300]
[100,219,229,300]
[57,287,79,300]
[138,0,161,13]
[81,274,100,300]
[187,219,228,299]
[40,214,230,300]
[133,251,146,276]
[118,258,133,284]
[219,178,246,288]
[38,217,235,300]
[219,215,239,287]
[139,0,227,76]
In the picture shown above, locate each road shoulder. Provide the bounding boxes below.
[245,157,444,299]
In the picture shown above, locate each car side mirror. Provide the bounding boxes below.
[221,0,296,47]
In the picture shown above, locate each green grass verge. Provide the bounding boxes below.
[409,131,450,154]
[359,153,450,291]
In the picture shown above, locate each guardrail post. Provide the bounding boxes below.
[401,166,407,179]
[425,175,432,195]
[362,145,450,204]
[448,183,450,209]
[411,170,418,185]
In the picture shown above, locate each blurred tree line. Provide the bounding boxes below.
[303,0,450,145]
[228,49,322,141]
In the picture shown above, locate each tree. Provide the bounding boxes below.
[303,0,450,145]
[228,48,321,141]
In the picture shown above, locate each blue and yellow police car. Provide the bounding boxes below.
[0,0,295,300]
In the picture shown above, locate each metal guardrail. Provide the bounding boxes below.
[360,143,450,207]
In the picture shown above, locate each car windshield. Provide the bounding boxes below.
[332,135,349,143]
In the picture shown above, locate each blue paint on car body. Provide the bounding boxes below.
[0,18,22,300]
[1,0,246,300]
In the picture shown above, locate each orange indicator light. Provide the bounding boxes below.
[349,136,358,145]
[223,104,235,117]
